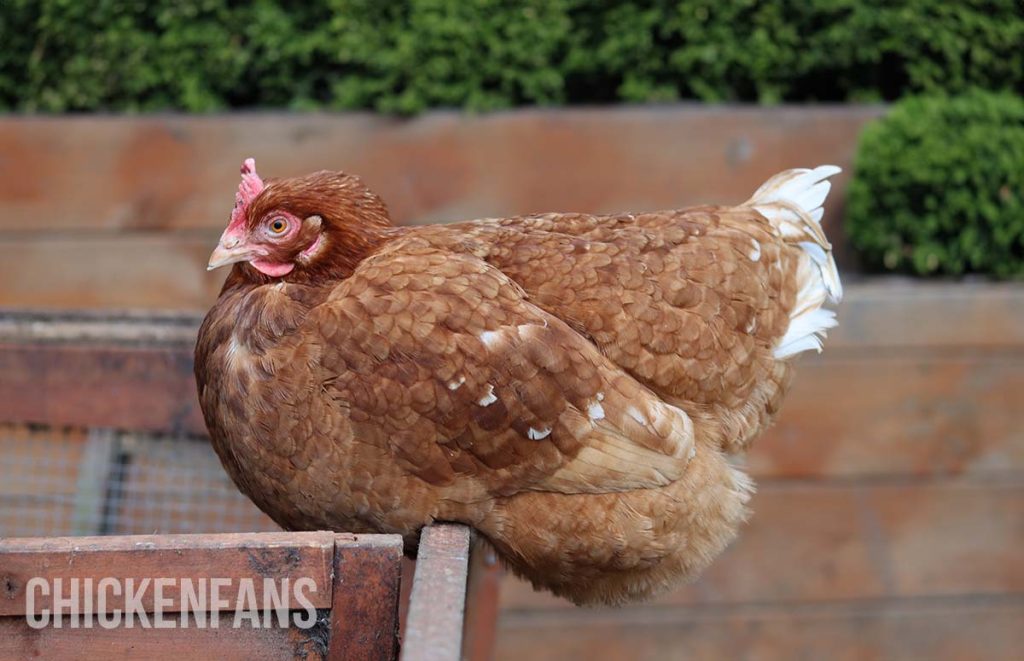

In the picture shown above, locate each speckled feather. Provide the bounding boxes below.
[196,164,840,605]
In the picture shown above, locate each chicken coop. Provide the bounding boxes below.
[2,2,1024,651]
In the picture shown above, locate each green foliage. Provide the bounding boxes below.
[847,90,1024,277]
[0,0,245,112]
[325,0,573,114]
[567,0,1024,104]
[0,0,1022,112]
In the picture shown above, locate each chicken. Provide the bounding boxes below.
[196,158,842,605]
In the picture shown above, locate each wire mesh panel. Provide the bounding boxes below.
[0,423,278,538]
[0,425,85,536]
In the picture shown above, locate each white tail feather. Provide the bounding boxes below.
[775,308,838,359]
[744,165,843,360]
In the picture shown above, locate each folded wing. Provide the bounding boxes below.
[307,237,697,501]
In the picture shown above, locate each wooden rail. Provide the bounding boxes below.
[402,525,471,661]
[0,527,495,660]
[0,531,403,660]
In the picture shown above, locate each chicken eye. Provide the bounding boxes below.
[269,218,288,234]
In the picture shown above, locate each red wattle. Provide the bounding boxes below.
[251,259,295,277]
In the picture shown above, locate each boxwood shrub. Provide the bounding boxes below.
[0,0,1021,112]
[846,90,1024,277]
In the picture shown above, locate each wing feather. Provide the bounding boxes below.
[308,238,695,498]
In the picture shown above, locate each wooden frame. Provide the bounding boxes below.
[0,309,502,660]
[0,529,496,660]
[0,531,403,660]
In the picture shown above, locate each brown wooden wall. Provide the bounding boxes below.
[0,107,881,311]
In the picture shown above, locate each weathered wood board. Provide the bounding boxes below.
[0,107,883,311]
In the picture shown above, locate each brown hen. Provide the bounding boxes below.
[196,159,842,605]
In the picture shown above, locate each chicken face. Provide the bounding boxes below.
[207,208,324,277]
[206,158,325,277]
[206,157,391,282]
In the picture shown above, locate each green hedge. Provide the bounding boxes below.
[1,0,1022,112]
[847,90,1024,277]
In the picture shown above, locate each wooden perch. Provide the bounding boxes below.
[0,526,497,660]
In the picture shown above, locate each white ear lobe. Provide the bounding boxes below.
[304,215,323,231]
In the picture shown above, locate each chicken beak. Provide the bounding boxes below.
[207,231,254,271]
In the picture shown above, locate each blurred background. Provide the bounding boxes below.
[1,1,1022,659]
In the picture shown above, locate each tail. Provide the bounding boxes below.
[743,165,843,359]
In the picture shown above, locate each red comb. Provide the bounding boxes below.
[227,157,265,232]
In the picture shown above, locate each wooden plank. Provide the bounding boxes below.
[0,235,222,311]
[0,532,338,616]
[0,250,1021,354]
[0,613,330,661]
[498,480,1024,610]
[752,351,1024,479]
[494,597,1024,661]
[0,308,200,346]
[402,524,471,661]
[0,107,881,234]
[829,280,1024,349]
[0,342,205,436]
[327,535,404,661]
[2,278,1024,351]
[0,532,405,661]
[462,540,503,661]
